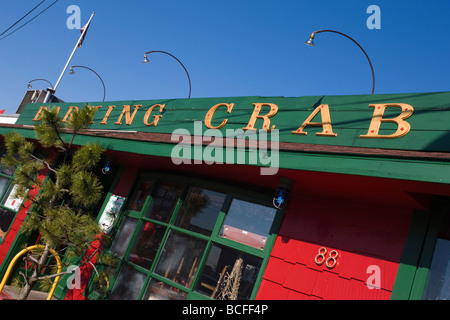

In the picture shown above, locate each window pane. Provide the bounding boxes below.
[423,213,450,300]
[0,176,10,200]
[0,153,15,176]
[109,264,146,300]
[143,279,187,300]
[128,221,166,270]
[129,180,153,212]
[219,199,277,249]
[110,217,138,257]
[0,165,14,177]
[144,181,183,223]
[0,207,15,241]
[155,230,207,288]
[423,239,450,300]
[196,244,262,300]
[175,187,226,236]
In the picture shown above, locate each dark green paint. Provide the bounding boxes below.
[3,92,449,185]
[15,92,450,152]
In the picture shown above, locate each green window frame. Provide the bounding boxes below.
[391,197,450,300]
[0,152,21,243]
[105,172,284,300]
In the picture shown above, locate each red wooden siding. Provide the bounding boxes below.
[257,194,413,300]
[0,154,55,265]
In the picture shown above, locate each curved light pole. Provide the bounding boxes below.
[27,78,54,91]
[69,65,106,102]
[305,30,375,95]
[142,50,191,98]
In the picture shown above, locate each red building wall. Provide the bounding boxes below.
[256,194,413,300]
[0,157,54,265]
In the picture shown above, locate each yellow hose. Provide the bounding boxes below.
[0,245,62,300]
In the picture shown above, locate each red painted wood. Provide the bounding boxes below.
[64,235,104,300]
[0,151,56,266]
[110,164,139,197]
[256,279,289,300]
[257,192,413,300]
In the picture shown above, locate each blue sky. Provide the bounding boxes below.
[0,1,449,114]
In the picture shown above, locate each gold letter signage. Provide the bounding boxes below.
[100,106,115,125]
[62,106,78,122]
[114,105,141,125]
[292,104,337,137]
[143,104,165,127]
[30,100,416,141]
[243,103,278,131]
[360,103,414,139]
[204,103,234,129]
[32,106,48,121]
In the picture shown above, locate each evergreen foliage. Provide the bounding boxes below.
[3,105,114,299]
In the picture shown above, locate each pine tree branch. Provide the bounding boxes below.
[47,119,67,151]
[36,240,105,282]
[28,153,57,175]
[63,131,77,164]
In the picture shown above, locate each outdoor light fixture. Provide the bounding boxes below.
[69,65,106,102]
[142,50,192,98]
[273,177,294,209]
[305,29,375,95]
[102,160,112,175]
[305,37,314,47]
[26,78,54,91]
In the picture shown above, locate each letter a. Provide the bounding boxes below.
[366,265,381,289]
[292,104,337,137]
[66,5,81,30]
[366,5,381,30]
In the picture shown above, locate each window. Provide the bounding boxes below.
[128,221,166,270]
[144,181,183,223]
[109,264,147,300]
[422,212,450,300]
[175,187,226,236]
[154,230,207,288]
[128,181,153,212]
[110,217,138,257]
[0,153,20,242]
[143,279,188,300]
[196,244,262,299]
[219,198,277,250]
[105,174,283,300]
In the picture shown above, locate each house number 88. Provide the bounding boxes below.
[315,247,339,268]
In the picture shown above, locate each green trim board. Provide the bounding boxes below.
[2,91,450,185]
[0,125,449,185]
[391,197,450,300]
[390,210,430,300]
[14,91,450,152]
